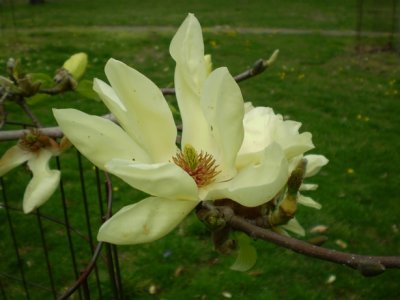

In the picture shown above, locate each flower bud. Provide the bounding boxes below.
[62,52,88,80]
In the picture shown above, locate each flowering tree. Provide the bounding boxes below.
[0,13,399,283]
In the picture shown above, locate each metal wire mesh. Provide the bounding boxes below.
[0,147,123,299]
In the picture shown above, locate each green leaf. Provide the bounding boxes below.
[26,93,51,105]
[230,232,257,272]
[75,79,100,101]
[29,73,53,88]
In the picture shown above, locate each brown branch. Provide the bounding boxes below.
[217,206,400,276]
[161,87,175,95]
[234,59,268,83]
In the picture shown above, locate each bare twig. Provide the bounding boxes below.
[159,55,278,95]
[16,98,43,128]
[234,59,267,82]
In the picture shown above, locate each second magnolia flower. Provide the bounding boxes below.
[53,13,327,245]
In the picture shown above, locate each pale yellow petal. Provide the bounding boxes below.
[298,194,322,209]
[200,67,244,180]
[280,218,305,236]
[53,108,150,168]
[174,69,213,151]
[277,120,314,159]
[304,154,329,178]
[23,150,60,213]
[300,183,318,191]
[0,145,32,176]
[105,159,198,201]
[170,14,212,150]
[97,196,198,245]
[202,143,288,207]
[93,78,127,114]
[204,54,212,75]
[170,13,205,76]
[239,107,314,161]
[105,58,177,162]
[93,78,147,148]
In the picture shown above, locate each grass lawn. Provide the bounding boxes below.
[0,0,399,299]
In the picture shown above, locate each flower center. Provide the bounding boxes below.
[19,129,51,152]
[172,144,220,187]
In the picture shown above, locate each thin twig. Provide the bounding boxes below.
[16,98,42,128]
[234,59,266,82]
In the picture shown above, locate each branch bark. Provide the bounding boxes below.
[220,207,400,276]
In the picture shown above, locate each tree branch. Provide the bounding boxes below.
[0,114,116,141]
[215,206,400,276]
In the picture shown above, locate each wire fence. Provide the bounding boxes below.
[0,147,123,299]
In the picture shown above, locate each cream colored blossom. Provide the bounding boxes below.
[53,14,326,244]
[0,131,61,213]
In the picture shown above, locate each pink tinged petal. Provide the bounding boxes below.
[0,145,32,176]
[53,108,150,169]
[105,159,198,201]
[202,143,289,207]
[105,59,177,162]
[304,154,329,178]
[23,150,60,213]
[97,196,198,245]
[200,67,245,180]
[298,194,322,209]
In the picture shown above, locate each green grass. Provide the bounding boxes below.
[1,0,398,31]
[0,1,400,299]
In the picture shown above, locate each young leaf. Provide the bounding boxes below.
[230,232,257,272]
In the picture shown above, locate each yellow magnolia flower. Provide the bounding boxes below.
[0,130,61,213]
[53,14,326,245]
